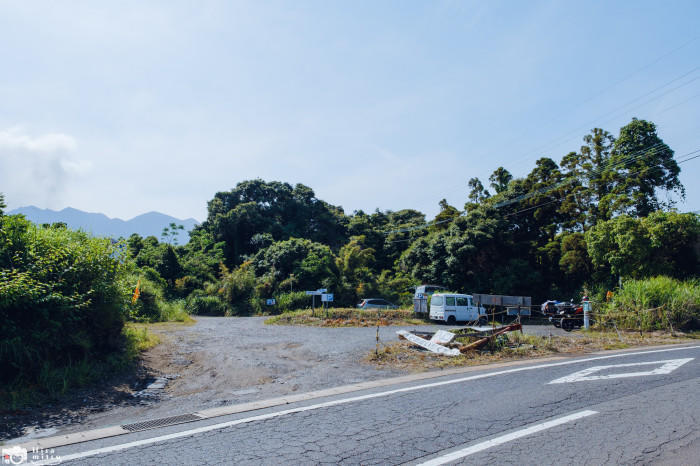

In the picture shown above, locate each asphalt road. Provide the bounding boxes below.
[21,344,699,465]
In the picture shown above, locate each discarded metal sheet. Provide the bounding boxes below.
[430,330,456,345]
[396,330,460,356]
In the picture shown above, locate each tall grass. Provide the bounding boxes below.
[1,324,160,409]
[157,299,192,322]
[601,276,699,331]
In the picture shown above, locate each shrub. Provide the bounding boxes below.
[186,295,227,315]
[276,291,310,312]
[0,217,130,399]
[157,299,190,322]
[128,277,163,321]
[219,262,258,315]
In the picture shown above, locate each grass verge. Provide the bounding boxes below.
[0,324,163,411]
[366,329,696,371]
[265,308,425,327]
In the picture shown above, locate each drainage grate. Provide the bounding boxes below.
[121,413,203,432]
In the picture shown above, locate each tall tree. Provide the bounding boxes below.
[600,118,683,217]
[559,128,616,230]
[488,167,513,194]
[201,180,348,265]
[433,199,460,231]
[467,178,490,203]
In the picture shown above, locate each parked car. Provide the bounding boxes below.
[357,298,397,309]
[429,293,487,325]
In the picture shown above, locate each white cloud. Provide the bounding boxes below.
[0,127,90,209]
[0,127,77,153]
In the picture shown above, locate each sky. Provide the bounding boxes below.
[1,0,699,222]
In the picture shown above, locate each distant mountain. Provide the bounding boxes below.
[8,206,199,244]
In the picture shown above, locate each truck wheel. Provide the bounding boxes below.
[561,318,574,332]
[447,315,456,325]
[478,316,487,326]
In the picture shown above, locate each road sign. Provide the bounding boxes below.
[548,358,694,384]
[266,299,276,306]
[318,288,327,293]
[305,291,322,295]
[321,293,333,302]
[416,293,424,299]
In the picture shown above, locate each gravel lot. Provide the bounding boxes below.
[3,316,571,442]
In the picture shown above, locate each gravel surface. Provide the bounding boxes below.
[3,316,571,442]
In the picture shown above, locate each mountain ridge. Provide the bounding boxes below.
[8,206,199,243]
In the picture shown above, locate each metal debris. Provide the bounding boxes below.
[430,330,456,345]
[396,330,461,356]
[397,324,524,356]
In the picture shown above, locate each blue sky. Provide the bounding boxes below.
[1,0,698,221]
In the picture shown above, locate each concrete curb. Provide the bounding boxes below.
[14,342,698,450]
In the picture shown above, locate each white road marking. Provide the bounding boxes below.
[416,410,598,466]
[32,345,698,464]
[549,358,694,384]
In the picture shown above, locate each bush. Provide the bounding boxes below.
[186,295,227,315]
[0,217,130,400]
[276,291,311,312]
[219,262,258,315]
[129,277,191,322]
[601,276,700,331]
[157,299,190,322]
[128,276,163,321]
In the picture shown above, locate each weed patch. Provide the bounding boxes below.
[265,308,425,327]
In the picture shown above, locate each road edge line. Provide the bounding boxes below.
[13,342,699,451]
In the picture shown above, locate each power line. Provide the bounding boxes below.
[418,59,700,210]
[504,148,700,218]
[504,65,700,171]
[383,146,700,234]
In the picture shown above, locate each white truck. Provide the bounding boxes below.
[429,293,487,325]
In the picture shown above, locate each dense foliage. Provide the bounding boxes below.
[1,117,698,404]
[0,214,130,399]
[120,118,697,315]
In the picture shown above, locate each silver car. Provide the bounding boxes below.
[357,298,398,309]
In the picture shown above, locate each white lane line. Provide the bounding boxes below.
[417,410,598,466]
[549,358,694,383]
[35,345,698,464]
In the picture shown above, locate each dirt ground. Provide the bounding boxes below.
[0,317,575,443]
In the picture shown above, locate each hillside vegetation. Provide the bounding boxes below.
[1,117,699,405]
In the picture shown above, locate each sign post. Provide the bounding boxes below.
[321,293,333,317]
[583,296,591,330]
[305,289,328,317]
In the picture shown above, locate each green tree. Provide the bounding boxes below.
[161,223,185,245]
[600,119,684,217]
[202,180,347,265]
[467,178,490,204]
[251,237,337,294]
[586,212,699,282]
[433,199,460,231]
[488,167,512,194]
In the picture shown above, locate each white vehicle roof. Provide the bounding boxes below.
[432,293,472,298]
